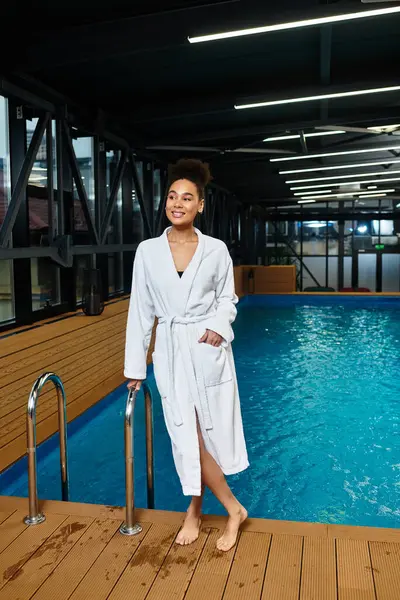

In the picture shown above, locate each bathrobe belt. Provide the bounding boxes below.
[158,314,216,430]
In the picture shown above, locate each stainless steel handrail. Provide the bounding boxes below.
[24,373,69,525]
[120,383,154,536]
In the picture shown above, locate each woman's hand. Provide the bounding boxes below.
[127,379,143,392]
[198,329,223,347]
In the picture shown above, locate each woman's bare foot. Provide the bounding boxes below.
[216,505,247,552]
[176,512,202,546]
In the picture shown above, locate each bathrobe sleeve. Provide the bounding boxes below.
[124,243,155,380]
[205,245,238,344]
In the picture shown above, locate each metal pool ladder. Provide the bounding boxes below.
[120,383,154,536]
[24,372,69,525]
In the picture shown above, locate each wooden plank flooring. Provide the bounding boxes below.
[0,497,399,600]
[0,299,136,472]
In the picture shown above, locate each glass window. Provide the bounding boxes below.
[302,221,328,256]
[0,260,14,323]
[327,257,338,290]
[0,96,14,323]
[327,221,339,255]
[26,117,61,311]
[302,257,326,290]
[108,185,123,295]
[154,168,161,220]
[73,136,95,232]
[132,185,144,242]
[76,255,91,304]
[344,221,353,255]
[382,254,400,292]
[343,256,352,288]
[358,254,376,291]
[0,96,11,229]
[31,258,61,311]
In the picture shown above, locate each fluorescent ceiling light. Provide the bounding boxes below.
[293,188,395,197]
[367,186,378,190]
[298,199,316,204]
[188,6,400,43]
[264,131,345,142]
[368,123,400,133]
[291,177,400,190]
[295,189,333,195]
[279,158,400,174]
[236,85,400,111]
[286,169,400,184]
[297,189,395,201]
[358,193,387,199]
[271,145,400,162]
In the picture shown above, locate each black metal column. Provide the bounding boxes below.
[338,220,344,291]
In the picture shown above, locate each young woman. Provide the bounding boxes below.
[124,159,248,552]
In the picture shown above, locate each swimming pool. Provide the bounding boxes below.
[1,295,400,528]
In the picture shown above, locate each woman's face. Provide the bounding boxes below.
[166,179,204,227]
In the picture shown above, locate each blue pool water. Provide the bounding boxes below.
[1,295,400,528]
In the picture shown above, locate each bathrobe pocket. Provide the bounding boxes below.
[197,342,233,387]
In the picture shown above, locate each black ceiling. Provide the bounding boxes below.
[2,0,400,204]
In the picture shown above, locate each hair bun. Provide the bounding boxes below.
[168,159,212,197]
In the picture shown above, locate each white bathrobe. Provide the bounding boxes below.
[124,227,249,496]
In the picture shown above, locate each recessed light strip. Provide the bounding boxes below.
[271,145,400,163]
[264,131,345,142]
[286,169,400,184]
[188,6,400,43]
[291,177,400,191]
[235,85,400,111]
[298,199,316,204]
[294,188,396,197]
[279,158,400,175]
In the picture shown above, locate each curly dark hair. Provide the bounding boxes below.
[168,158,212,199]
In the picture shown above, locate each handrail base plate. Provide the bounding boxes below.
[119,522,143,536]
[24,513,46,526]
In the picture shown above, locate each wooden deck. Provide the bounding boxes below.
[0,496,399,600]
[0,299,133,472]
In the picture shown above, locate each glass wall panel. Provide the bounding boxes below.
[76,255,91,304]
[0,96,11,229]
[358,254,376,291]
[0,96,14,322]
[328,257,338,290]
[26,117,61,311]
[382,254,400,292]
[154,168,161,220]
[302,257,326,290]
[108,185,123,295]
[31,258,61,311]
[73,136,94,234]
[0,260,14,322]
[132,185,144,242]
[343,256,352,288]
